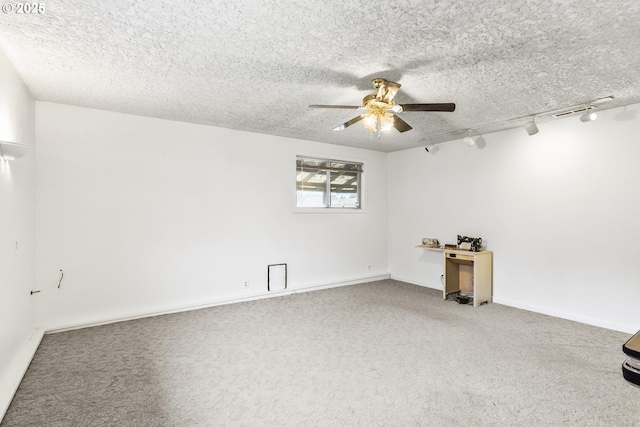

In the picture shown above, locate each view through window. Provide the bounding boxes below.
[296,156,363,209]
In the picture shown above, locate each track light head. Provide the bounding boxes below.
[464,136,476,147]
[580,108,597,122]
[524,120,539,136]
[425,144,438,154]
[463,129,476,147]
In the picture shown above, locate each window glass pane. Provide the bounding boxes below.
[330,171,359,208]
[296,169,327,207]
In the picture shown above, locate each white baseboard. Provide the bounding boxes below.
[389,274,441,291]
[391,276,636,334]
[46,274,391,334]
[492,297,637,334]
[0,327,45,423]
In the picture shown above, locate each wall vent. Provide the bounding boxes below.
[267,263,287,291]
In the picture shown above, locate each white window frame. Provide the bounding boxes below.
[294,154,366,213]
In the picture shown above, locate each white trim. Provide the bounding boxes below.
[293,207,367,214]
[394,277,637,334]
[292,151,369,213]
[0,328,45,423]
[292,274,390,294]
[45,274,391,334]
[389,274,441,291]
[492,297,637,334]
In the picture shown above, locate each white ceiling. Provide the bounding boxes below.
[1,0,639,152]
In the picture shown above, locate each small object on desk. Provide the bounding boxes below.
[421,238,440,248]
[444,243,457,249]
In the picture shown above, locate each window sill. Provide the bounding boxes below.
[293,207,367,214]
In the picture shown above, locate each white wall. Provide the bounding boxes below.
[35,100,640,334]
[388,103,640,333]
[35,102,388,330]
[0,47,37,417]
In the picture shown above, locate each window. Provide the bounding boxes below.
[296,156,363,209]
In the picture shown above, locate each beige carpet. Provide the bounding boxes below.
[2,280,638,426]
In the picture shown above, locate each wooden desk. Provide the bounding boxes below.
[416,246,493,307]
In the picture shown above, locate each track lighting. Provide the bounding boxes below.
[580,107,597,122]
[425,144,437,154]
[0,140,28,161]
[464,130,476,147]
[524,119,539,136]
[410,96,612,145]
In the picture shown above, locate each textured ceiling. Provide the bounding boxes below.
[1,0,639,152]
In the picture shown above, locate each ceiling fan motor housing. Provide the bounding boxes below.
[372,78,387,89]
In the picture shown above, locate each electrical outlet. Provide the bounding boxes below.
[367,264,371,271]
[14,238,18,255]
[243,281,248,288]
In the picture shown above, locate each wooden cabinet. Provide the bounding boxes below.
[443,249,492,307]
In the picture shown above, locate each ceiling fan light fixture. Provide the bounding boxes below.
[379,113,394,132]
[524,119,539,136]
[311,78,456,138]
[362,114,378,132]
[362,112,394,133]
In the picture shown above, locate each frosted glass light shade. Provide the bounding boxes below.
[362,114,377,132]
[0,141,28,161]
[379,113,394,132]
[524,120,539,136]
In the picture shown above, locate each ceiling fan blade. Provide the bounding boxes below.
[333,115,366,131]
[399,103,456,112]
[309,105,361,109]
[375,79,402,103]
[392,115,413,133]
